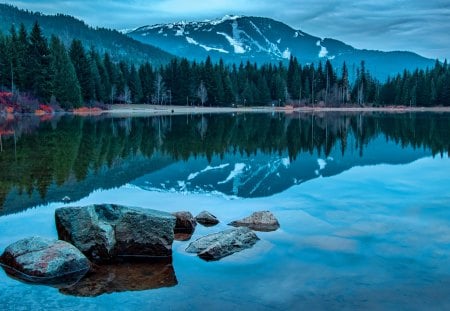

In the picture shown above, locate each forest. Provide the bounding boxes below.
[1,22,450,111]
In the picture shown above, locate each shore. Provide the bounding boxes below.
[105,104,450,116]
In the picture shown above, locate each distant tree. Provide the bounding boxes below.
[153,72,166,105]
[197,80,208,106]
[128,64,142,103]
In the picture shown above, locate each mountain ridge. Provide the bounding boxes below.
[128,15,435,80]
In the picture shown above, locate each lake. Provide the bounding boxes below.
[1,112,450,310]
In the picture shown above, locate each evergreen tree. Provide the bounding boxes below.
[69,39,94,102]
[128,64,143,103]
[49,35,82,108]
[28,21,51,100]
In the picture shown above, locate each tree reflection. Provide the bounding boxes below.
[0,112,449,211]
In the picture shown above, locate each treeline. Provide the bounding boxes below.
[1,22,449,108]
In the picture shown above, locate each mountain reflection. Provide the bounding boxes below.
[0,112,449,214]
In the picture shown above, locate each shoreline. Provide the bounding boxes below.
[3,105,450,120]
[104,104,450,116]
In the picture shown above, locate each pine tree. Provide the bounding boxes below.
[139,62,154,104]
[341,62,349,104]
[49,35,82,108]
[15,23,29,91]
[69,39,94,103]
[28,21,51,100]
[128,64,143,103]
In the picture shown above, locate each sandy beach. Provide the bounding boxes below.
[105,104,450,117]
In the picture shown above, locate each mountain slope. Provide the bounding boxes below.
[0,4,174,66]
[128,15,435,80]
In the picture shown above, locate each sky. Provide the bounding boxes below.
[6,0,450,60]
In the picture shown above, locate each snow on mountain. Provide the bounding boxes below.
[127,15,435,80]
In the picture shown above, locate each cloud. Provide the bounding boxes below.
[4,0,450,60]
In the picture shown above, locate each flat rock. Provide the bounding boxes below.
[55,204,176,262]
[186,227,259,261]
[60,261,177,297]
[0,236,90,286]
[195,210,219,226]
[229,211,280,232]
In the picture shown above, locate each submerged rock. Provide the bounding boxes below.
[0,236,90,286]
[195,211,219,226]
[186,227,259,261]
[55,204,176,262]
[60,261,177,297]
[229,211,280,232]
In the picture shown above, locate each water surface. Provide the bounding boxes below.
[0,112,449,310]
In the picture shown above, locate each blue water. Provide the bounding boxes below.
[0,113,450,310]
[1,155,449,310]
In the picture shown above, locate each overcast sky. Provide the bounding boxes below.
[6,0,450,60]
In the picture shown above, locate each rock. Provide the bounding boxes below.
[186,227,259,261]
[60,261,177,297]
[172,211,197,233]
[55,204,176,262]
[195,210,219,226]
[228,211,280,232]
[0,236,90,286]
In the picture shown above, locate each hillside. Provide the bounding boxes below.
[0,4,174,66]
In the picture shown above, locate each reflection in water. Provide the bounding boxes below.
[0,112,449,214]
[1,264,89,289]
[59,261,177,297]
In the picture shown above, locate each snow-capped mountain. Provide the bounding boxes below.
[127,15,434,80]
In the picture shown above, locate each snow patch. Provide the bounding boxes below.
[186,36,198,45]
[277,38,281,44]
[188,164,230,180]
[316,39,333,59]
[185,36,229,53]
[319,46,329,58]
[282,157,290,168]
[248,20,282,57]
[209,15,242,26]
[282,48,291,59]
[175,28,184,36]
[218,163,246,184]
[318,159,327,170]
[217,28,245,54]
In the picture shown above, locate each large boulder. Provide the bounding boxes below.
[60,261,177,297]
[55,204,176,262]
[229,211,280,232]
[0,236,90,286]
[195,211,219,226]
[186,227,259,261]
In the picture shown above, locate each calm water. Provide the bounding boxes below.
[1,112,450,310]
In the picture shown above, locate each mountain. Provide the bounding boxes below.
[0,4,174,66]
[127,15,435,80]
